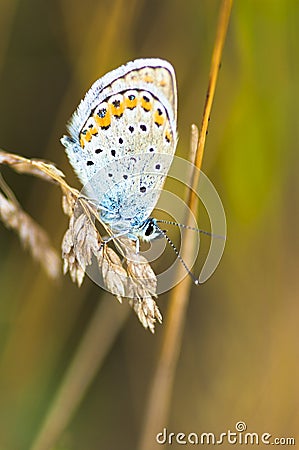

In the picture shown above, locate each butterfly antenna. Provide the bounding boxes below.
[156,219,226,240]
[155,225,199,285]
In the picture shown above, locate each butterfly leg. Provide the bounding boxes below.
[102,231,129,246]
[99,231,140,255]
[127,233,140,254]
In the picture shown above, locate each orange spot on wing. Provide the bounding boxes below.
[94,111,111,129]
[165,130,172,142]
[141,96,152,111]
[80,129,92,146]
[143,75,154,83]
[125,96,137,109]
[159,79,167,87]
[154,110,165,127]
[90,126,98,135]
[85,130,92,142]
[110,100,124,117]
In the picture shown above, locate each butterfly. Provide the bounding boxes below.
[61,58,177,252]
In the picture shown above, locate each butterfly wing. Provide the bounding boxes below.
[61,58,177,230]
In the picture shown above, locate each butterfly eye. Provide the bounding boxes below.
[145,222,154,236]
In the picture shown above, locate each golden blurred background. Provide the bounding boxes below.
[0,0,298,449]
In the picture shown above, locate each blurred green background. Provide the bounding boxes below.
[0,0,299,449]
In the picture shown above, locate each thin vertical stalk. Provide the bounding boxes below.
[138,2,233,449]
